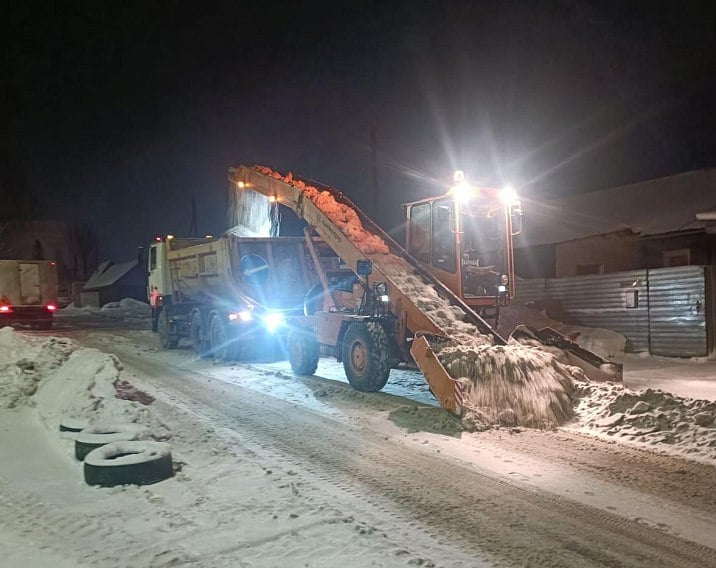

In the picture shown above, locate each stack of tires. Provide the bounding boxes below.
[64,421,174,487]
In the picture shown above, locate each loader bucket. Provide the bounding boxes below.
[509,325,623,383]
[410,334,463,413]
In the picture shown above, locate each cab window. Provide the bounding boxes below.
[432,199,456,273]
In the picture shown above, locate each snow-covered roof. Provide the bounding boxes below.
[83,260,138,290]
[516,169,716,247]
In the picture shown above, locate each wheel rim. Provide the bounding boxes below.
[349,340,367,374]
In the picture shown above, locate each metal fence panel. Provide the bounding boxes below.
[648,266,707,357]
[514,266,710,356]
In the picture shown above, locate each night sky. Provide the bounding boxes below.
[2,1,715,260]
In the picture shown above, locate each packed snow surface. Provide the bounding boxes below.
[253,166,582,428]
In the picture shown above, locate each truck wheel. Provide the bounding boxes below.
[209,313,234,361]
[342,322,391,392]
[190,311,210,357]
[84,441,173,487]
[157,309,179,349]
[288,328,319,375]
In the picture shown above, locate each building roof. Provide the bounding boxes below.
[83,260,138,290]
[515,169,716,248]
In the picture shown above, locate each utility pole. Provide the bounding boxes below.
[370,126,379,220]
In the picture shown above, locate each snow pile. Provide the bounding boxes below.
[574,380,716,463]
[59,302,102,314]
[253,166,580,430]
[0,327,163,437]
[498,303,627,359]
[0,328,75,408]
[100,298,151,318]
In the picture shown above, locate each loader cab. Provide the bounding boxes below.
[404,175,521,311]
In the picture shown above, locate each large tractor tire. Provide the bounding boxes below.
[84,441,173,487]
[157,309,179,349]
[288,327,319,375]
[342,322,391,392]
[209,312,234,361]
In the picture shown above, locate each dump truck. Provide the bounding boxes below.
[0,259,58,329]
[226,166,621,411]
[146,234,356,359]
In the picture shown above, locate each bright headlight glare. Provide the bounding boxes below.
[234,310,254,323]
[263,312,284,332]
[498,185,519,206]
[498,285,507,293]
[380,294,389,303]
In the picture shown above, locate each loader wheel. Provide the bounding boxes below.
[157,309,178,349]
[342,322,391,392]
[288,327,319,375]
[209,313,234,361]
[190,311,210,357]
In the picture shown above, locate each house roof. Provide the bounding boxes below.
[83,260,138,290]
[515,169,716,248]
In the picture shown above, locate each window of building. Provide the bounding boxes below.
[575,263,604,275]
[663,248,690,267]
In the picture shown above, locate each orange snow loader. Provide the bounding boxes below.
[226,166,622,413]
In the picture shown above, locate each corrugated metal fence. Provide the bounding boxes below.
[515,265,712,357]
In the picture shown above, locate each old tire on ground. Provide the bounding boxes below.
[75,423,147,461]
[288,327,319,375]
[342,322,391,392]
[190,311,210,357]
[157,309,179,349]
[84,441,173,487]
[59,418,88,433]
[209,312,234,361]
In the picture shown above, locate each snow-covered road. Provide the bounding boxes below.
[1,317,715,567]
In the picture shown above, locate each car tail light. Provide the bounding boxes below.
[46,304,57,311]
[0,304,12,313]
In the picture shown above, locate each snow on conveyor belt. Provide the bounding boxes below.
[252,166,581,429]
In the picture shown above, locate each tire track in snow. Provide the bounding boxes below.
[119,349,716,568]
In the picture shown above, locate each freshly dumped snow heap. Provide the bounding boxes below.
[254,166,580,429]
[574,379,716,463]
[0,327,164,438]
[441,344,578,430]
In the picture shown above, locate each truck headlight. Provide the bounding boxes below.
[262,311,285,333]
[229,310,253,322]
